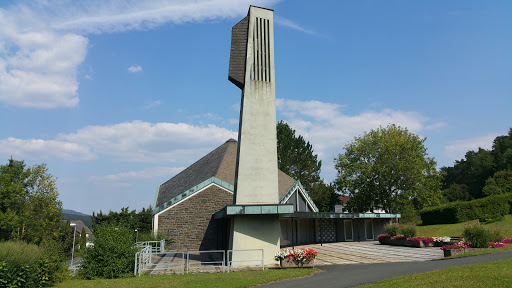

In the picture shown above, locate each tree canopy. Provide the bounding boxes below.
[334,124,441,214]
[276,121,338,212]
[442,128,512,201]
[0,158,62,244]
[92,207,152,233]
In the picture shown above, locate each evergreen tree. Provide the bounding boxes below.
[276,121,338,212]
[80,226,87,250]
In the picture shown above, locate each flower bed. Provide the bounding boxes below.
[440,243,470,257]
[489,242,510,248]
[378,234,450,248]
[274,248,317,268]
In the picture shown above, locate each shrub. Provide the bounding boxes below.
[80,224,137,279]
[384,223,400,237]
[479,213,505,224]
[462,224,503,248]
[0,240,62,287]
[399,225,417,238]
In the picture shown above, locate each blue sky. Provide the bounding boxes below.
[1,0,510,215]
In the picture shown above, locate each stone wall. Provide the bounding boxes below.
[156,185,233,251]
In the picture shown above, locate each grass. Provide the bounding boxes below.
[363,258,512,287]
[55,268,319,288]
[416,214,512,237]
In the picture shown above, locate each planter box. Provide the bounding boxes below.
[380,238,433,248]
[443,249,465,257]
[378,237,392,245]
[409,240,434,248]
[280,258,315,268]
[434,241,451,247]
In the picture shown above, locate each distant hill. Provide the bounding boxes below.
[62,209,90,216]
[61,210,93,228]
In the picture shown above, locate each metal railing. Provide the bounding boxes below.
[135,240,165,254]
[227,249,264,272]
[186,250,226,274]
[134,247,265,276]
[134,245,152,276]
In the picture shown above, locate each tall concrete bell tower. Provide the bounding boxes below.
[228,6,281,265]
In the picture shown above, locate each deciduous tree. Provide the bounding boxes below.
[0,158,62,243]
[334,124,441,214]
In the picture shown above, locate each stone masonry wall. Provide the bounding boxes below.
[157,185,233,251]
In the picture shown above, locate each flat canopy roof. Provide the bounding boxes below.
[282,211,401,219]
[213,204,294,219]
[213,206,400,220]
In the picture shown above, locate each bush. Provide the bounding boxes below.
[384,223,400,237]
[80,224,137,279]
[420,193,512,225]
[399,225,417,238]
[478,213,505,224]
[0,240,62,287]
[462,224,503,248]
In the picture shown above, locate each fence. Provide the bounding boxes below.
[134,248,265,276]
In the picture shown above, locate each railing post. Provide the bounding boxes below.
[227,250,231,273]
[222,250,226,273]
[134,252,138,275]
[186,251,190,274]
[261,249,264,270]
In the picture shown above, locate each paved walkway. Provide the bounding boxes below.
[302,241,444,265]
[261,250,512,288]
[143,241,445,275]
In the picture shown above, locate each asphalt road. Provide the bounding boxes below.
[260,251,512,288]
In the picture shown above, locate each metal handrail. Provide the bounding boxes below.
[227,249,264,272]
[134,245,152,276]
[186,250,226,274]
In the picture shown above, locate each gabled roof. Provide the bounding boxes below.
[155,139,300,208]
[62,219,91,235]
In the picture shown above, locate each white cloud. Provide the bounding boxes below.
[274,16,315,35]
[90,166,184,182]
[444,134,497,162]
[0,9,88,108]
[143,100,161,109]
[0,121,236,162]
[128,65,142,73]
[0,137,95,161]
[48,0,280,34]
[58,121,237,162]
[0,0,280,108]
[276,98,439,180]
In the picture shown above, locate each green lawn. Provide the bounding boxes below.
[417,214,512,237]
[56,268,318,288]
[364,258,512,287]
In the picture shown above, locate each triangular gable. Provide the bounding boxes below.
[279,181,319,212]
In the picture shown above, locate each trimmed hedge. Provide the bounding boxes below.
[420,193,512,225]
